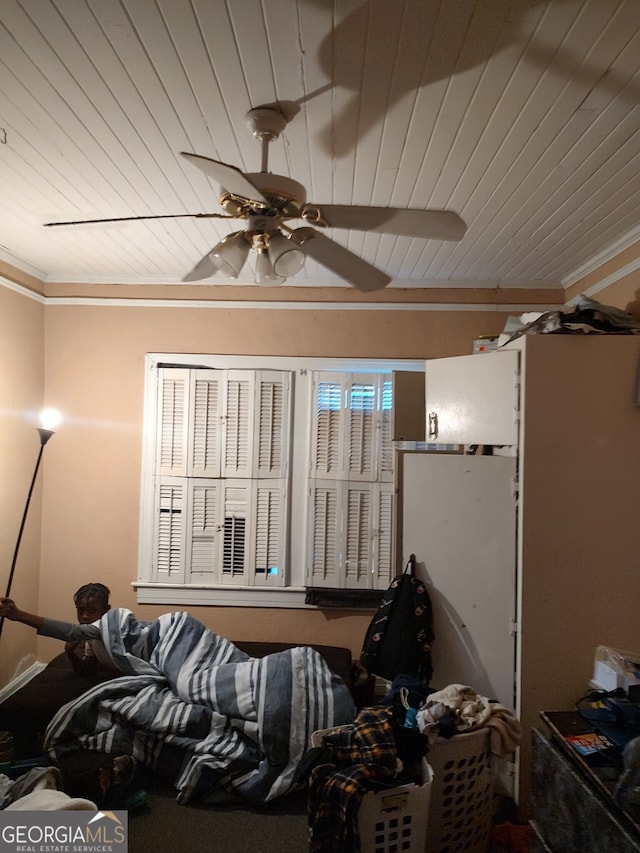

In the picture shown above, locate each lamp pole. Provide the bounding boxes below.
[0,426,56,640]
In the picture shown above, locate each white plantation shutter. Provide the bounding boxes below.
[146,361,399,596]
[157,369,189,476]
[253,481,285,585]
[149,366,292,588]
[254,372,290,478]
[380,379,394,482]
[308,482,340,586]
[311,376,345,478]
[187,479,221,582]
[221,481,250,584]
[190,371,222,477]
[346,378,377,481]
[307,481,394,590]
[153,479,187,581]
[307,371,396,590]
[375,484,394,587]
[222,372,253,478]
[344,483,374,587]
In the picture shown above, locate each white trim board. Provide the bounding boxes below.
[0,662,46,703]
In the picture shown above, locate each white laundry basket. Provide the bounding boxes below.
[425,728,493,853]
[311,727,434,853]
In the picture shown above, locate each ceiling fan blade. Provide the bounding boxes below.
[292,227,391,292]
[308,205,466,241]
[182,251,219,282]
[180,152,269,205]
[43,212,230,227]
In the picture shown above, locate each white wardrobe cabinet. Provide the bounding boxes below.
[425,348,519,445]
[407,334,640,816]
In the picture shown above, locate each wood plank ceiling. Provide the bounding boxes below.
[0,0,639,296]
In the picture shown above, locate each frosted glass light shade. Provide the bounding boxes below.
[255,249,285,285]
[268,231,305,277]
[212,231,250,278]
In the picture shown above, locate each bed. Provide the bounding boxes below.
[0,610,358,805]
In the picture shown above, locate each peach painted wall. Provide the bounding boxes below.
[566,238,640,320]
[0,285,45,686]
[2,251,637,687]
[24,302,513,672]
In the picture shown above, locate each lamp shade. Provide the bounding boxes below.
[255,248,285,285]
[212,231,251,278]
[268,230,305,277]
[39,409,62,430]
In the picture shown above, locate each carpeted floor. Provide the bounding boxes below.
[127,783,310,853]
[126,784,530,853]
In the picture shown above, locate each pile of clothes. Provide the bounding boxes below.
[0,765,97,811]
[304,677,522,853]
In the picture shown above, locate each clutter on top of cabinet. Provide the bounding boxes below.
[592,646,640,694]
[472,335,499,354]
[497,295,640,347]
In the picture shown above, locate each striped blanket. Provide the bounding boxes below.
[44,609,356,804]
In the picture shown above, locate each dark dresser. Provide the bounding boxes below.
[531,711,640,852]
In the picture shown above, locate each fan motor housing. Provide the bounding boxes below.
[219,172,307,217]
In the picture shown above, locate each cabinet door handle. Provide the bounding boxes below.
[428,411,438,439]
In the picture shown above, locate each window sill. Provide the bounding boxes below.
[133,583,310,609]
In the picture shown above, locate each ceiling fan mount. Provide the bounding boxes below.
[244,106,289,143]
[44,101,467,291]
[217,107,307,218]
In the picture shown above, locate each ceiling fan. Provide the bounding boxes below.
[44,105,467,291]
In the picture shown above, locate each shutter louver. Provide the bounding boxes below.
[223,516,245,578]
[347,380,376,480]
[309,483,339,584]
[380,379,394,481]
[191,373,221,476]
[158,371,188,476]
[188,481,219,580]
[254,483,283,584]
[345,485,372,586]
[313,380,343,477]
[223,376,252,477]
[255,373,289,477]
[375,485,394,588]
[221,483,249,582]
[154,480,186,581]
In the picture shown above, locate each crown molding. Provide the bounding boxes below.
[562,224,640,288]
[0,276,46,303]
[0,277,559,312]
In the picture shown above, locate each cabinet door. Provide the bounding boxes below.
[392,370,425,441]
[399,451,517,709]
[425,350,519,445]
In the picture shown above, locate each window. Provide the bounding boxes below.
[136,354,423,607]
[149,367,290,588]
[306,373,394,590]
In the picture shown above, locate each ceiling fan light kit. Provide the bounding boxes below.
[267,230,306,277]
[255,244,285,285]
[210,231,250,279]
[45,104,466,291]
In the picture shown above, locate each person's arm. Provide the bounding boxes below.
[0,598,44,630]
[0,598,100,641]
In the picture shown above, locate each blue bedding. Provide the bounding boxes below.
[44,609,355,803]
